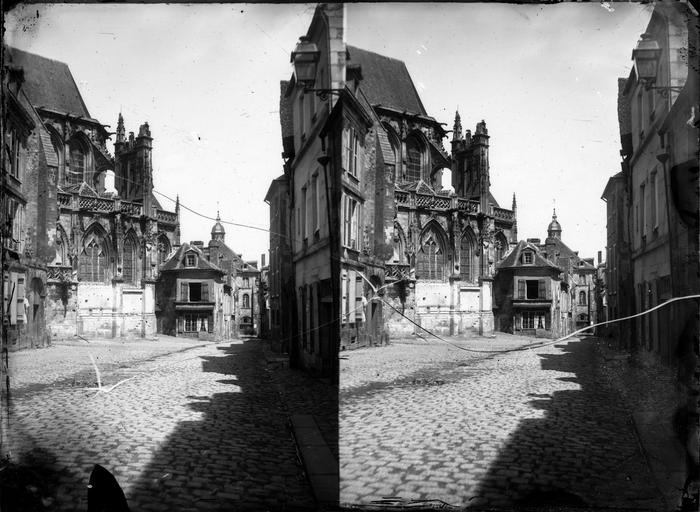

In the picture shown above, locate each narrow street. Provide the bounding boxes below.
[4,337,336,511]
[339,334,668,511]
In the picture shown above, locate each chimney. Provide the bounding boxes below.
[598,250,602,265]
[261,253,266,267]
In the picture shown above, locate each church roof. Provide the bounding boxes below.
[160,242,224,273]
[346,45,427,116]
[6,47,92,119]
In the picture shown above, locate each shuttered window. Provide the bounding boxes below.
[202,283,209,302]
[517,280,525,299]
[180,282,188,301]
[538,280,546,300]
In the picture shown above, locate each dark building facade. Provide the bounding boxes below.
[265,174,295,354]
[609,1,699,363]
[5,47,180,341]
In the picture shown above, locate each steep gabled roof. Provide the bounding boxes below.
[6,47,91,118]
[161,242,224,273]
[498,240,560,271]
[346,45,427,116]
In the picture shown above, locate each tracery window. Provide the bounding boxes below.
[68,139,86,186]
[79,237,107,282]
[157,235,171,266]
[405,135,422,182]
[459,234,476,283]
[123,235,137,284]
[416,230,444,281]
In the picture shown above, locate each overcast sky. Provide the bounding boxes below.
[6,2,652,263]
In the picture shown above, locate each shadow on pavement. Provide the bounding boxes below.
[126,339,335,511]
[467,338,665,511]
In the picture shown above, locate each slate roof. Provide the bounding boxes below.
[6,47,91,118]
[498,240,560,271]
[161,242,224,273]
[346,45,427,116]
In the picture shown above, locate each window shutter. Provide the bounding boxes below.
[538,280,546,300]
[517,280,525,299]
[342,128,349,171]
[180,282,188,301]
[202,283,209,302]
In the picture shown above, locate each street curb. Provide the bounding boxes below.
[289,414,339,509]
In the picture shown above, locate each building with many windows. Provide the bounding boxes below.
[608,1,699,363]
[493,212,596,339]
[5,47,180,341]
[156,242,232,340]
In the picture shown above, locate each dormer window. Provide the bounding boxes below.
[185,253,197,267]
[522,251,533,264]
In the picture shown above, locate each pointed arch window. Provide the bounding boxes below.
[123,235,138,284]
[405,135,422,182]
[68,138,86,186]
[495,233,508,262]
[579,290,587,305]
[417,231,444,281]
[459,234,476,283]
[79,237,108,282]
[242,294,250,308]
[157,236,171,266]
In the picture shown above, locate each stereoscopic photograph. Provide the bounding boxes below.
[1,2,698,511]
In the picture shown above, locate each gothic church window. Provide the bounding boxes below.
[68,138,87,186]
[79,237,108,282]
[417,230,444,281]
[459,234,476,283]
[405,135,422,182]
[123,235,137,284]
[157,235,171,266]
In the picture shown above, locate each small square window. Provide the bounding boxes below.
[185,254,196,267]
[523,252,533,264]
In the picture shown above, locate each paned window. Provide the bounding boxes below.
[417,232,444,281]
[80,238,107,282]
[342,126,361,177]
[579,290,587,305]
[459,235,475,282]
[69,140,86,185]
[522,251,533,264]
[342,195,360,249]
[405,136,422,181]
[122,236,137,284]
[185,253,196,267]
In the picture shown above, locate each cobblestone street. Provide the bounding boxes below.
[339,334,666,511]
[4,337,335,511]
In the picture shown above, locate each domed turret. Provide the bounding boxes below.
[211,211,225,242]
[547,209,561,239]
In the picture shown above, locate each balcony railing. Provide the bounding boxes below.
[457,199,479,213]
[385,263,411,280]
[493,207,515,222]
[47,265,73,282]
[416,194,451,209]
[157,210,178,224]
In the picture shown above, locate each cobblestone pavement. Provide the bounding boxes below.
[339,334,665,511]
[5,337,333,511]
